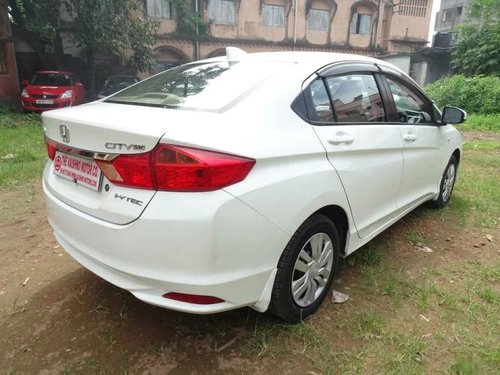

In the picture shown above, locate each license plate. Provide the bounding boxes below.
[36,99,54,104]
[53,151,102,191]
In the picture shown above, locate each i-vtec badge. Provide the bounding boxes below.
[114,193,143,206]
[105,143,146,151]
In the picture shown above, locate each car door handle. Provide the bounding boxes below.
[403,133,417,142]
[328,133,355,145]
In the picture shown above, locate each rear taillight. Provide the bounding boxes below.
[45,137,57,160]
[96,144,255,192]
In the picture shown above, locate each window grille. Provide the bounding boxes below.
[146,0,175,19]
[261,4,285,27]
[398,0,427,18]
[350,14,371,35]
[209,0,236,24]
[307,9,330,31]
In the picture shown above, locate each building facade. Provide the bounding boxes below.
[435,0,469,33]
[146,0,434,72]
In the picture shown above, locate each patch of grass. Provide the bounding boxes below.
[354,309,386,339]
[460,113,500,132]
[450,146,500,228]
[0,112,46,186]
[406,231,428,246]
[383,330,426,374]
[346,244,382,266]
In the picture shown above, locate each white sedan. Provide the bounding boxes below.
[42,50,465,322]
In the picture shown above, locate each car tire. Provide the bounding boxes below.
[430,155,458,208]
[269,214,340,323]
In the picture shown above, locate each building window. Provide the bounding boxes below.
[350,14,371,35]
[0,43,7,74]
[307,9,330,31]
[146,0,175,19]
[261,4,285,27]
[209,0,236,25]
[399,0,427,18]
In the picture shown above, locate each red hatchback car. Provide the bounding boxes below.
[21,71,86,112]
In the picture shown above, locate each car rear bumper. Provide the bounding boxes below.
[43,178,288,314]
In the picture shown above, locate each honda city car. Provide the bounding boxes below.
[42,50,465,322]
[21,71,86,112]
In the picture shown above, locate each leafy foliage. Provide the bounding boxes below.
[172,0,208,38]
[7,0,60,41]
[451,0,500,76]
[7,0,62,67]
[425,75,500,114]
[64,0,158,73]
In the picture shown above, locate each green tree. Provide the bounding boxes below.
[7,0,62,68]
[64,0,158,94]
[452,0,500,75]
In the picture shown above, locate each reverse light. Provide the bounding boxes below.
[21,89,29,98]
[60,90,73,99]
[163,292,225,305]
[96,144,255,192]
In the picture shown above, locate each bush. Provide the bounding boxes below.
[425,75,500,114]
[460,114,500,132]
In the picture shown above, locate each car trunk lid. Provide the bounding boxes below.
[43,102,175,224]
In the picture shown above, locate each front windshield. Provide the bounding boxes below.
[31,73,73,86]
[106,60,291,111]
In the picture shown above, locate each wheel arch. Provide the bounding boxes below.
[452,148,461,164]
[312,205,349,257]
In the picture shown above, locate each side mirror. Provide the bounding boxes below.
[441,106,467,125]
[22,80,29,86]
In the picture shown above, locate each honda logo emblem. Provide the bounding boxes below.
[59,125,70,143]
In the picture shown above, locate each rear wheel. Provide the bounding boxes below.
[269,215,339,323]
[430,155,458,208]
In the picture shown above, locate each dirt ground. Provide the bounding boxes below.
[0,181,498,374]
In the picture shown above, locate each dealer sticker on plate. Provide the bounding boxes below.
[53,151,102,191]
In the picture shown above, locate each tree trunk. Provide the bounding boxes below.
[87,48,96,99]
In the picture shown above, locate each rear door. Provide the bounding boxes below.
[309,64,404,238]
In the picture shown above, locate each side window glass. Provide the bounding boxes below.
[326,74,385,123]
[309,79,334,122]
[386,78,432,124]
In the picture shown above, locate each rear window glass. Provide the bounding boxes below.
[106,60,291,111]
[32,73,73,86]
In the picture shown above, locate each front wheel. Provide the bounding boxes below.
[430,155,458,208]
[269,215,340,323]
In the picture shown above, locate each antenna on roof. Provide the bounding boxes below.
[225,47,247,60]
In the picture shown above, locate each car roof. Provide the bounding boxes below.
[195,50,407,78]
[36,71,75,75]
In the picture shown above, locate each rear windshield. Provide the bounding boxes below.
[106,60,291,111]
[32,73,73,86]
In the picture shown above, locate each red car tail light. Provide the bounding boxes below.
[45,137,57,160]
[96,144,255,192]
[96,153,155,189]
[162,292,225,305]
